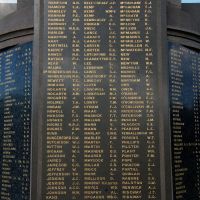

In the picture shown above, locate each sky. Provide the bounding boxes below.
[182,0,200,2]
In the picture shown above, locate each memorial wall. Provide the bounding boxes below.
[31,0,171,199]
[0,0,199,199]
[0,42,32,199]
[169,42,200,199]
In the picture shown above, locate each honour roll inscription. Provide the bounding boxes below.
[41,0,163,199]
[169,43,200,200]
[0,42,32,200]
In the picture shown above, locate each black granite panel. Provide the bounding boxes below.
[169,42,200,200]
[0,42,32,200]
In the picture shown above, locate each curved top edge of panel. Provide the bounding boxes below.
[0,5,34,50]
[167,3,200,36]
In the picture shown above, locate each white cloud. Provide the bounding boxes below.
[0,0,17,3]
